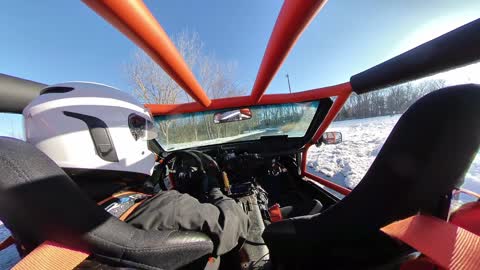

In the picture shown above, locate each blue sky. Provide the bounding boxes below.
[1,0,479,137]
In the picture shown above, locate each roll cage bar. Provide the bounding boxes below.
[81,0,480,195]
[83,0,480,194]
[0,1,475,195]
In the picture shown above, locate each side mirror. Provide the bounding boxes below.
[322,131,342,145]
[214,108,252,124]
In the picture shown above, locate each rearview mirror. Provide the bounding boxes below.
[214,108,252,124]
[322,131,342,144]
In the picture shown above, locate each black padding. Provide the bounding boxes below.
[264,84,480,268]
[0,73,47,113]
[350,19,480,94]
[63,111,119,162]
[0,138,214,269]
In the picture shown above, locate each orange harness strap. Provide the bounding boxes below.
[119,199,146,221]
[11,195,149,270]
[11,241,89,270]
[381,215,480,270]
[96,190,142,205]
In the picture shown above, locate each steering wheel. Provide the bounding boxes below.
[189,150,222,180]
[156,150,218,201]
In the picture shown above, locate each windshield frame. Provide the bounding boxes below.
[152,98,333,153]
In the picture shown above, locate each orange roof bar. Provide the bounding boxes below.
[147,82,350,115]
[303,171,351,195]
[300,88,351,171]
[310,90,351,144]
[82,0,211,107]
[251,0,328,102]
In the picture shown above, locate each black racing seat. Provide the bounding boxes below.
[0,137,214,269]
[263,84,480,269]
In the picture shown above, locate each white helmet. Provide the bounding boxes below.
[23,82,157,177]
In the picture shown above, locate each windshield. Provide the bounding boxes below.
[154,101,321,151]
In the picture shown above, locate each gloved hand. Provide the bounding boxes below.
[206,174,220,190]
[200,173,220,193]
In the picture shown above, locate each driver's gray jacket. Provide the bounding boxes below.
[125,188,250,255]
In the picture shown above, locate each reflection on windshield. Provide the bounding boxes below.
[154,101,320,151]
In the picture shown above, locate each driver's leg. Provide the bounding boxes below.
[125,188,249,256]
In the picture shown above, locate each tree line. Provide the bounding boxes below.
[336,79,446,120]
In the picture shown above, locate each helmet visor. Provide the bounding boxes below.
[128,113,159,141]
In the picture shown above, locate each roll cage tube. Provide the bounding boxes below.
[81,0,479,197]
[301,91,352,196]
[251,0,327,102]
[82,0,211,107]
[146,82,351,115]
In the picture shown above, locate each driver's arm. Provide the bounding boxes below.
[125,188,249,255]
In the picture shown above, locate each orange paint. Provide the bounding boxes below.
[310,90,351,144]
[300,85,351,176]
[12,241,89,270]
[147,82,351,115]
[251,0,328,102]
[303,171,351,195]
[382,215,480,270]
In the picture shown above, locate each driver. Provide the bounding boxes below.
[23,82,249,256]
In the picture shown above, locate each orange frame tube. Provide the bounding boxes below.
[303,171,351,195]
[82,0,211,107]
[147,82,350,115]
[300,87,352,195]
[251,0,327,102]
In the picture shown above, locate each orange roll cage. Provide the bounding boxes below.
[251,0,327,102]
[82,0,349,194]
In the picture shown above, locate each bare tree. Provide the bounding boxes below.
[126,30,245,144]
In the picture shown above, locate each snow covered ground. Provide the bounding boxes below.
[308,115,401,189]
[307,114,480,199]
